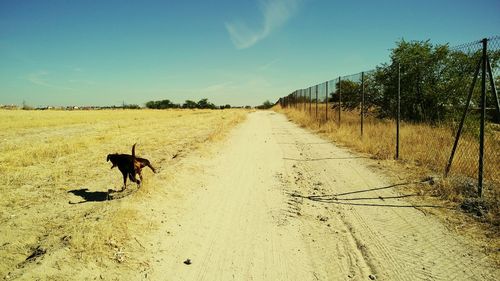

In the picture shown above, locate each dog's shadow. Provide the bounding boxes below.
[68,188,135,204]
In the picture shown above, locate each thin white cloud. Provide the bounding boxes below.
[259,58,279,70]
[26,71,50,87]
[68,79,96,85]
[225,0,302,49]
[26,71,75,91]
[201,81,234,93]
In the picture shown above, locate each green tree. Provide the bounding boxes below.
[256,100,273,109]
[123,104,141,109]
[374,40,453,121]
[145,99,177,109]
[197,98,216,109]
[183,100,198,109]
[330,80,361,110]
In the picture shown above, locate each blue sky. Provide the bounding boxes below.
[0,0,499,107]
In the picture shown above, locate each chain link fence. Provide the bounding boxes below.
[277,36,500,198]
[442,38,499,197]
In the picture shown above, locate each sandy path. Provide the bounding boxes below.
[144,111,497,280]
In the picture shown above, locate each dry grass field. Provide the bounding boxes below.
[0,109,247,279]
[1,109,498,280]
[276,104,500,224]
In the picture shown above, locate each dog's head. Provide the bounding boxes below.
[107,153,119,168]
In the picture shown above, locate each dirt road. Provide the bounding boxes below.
[137,111,497,280]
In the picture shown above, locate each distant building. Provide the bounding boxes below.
[0,104,19,109]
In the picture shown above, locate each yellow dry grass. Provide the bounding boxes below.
[0,109,247,279]
[276,104,499,223]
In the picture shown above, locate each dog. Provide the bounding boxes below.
[106,148,139,191]
[107,144,156,191]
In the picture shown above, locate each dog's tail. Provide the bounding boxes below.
[132,143,137,159]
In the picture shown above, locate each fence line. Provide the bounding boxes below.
[277,37,500,198]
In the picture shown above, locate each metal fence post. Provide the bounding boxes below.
[292,90,299,110]
[309,87,312,115]
[361,72,365,137]
[445,57,481,176]
[294,91,297,109]
[315,85,318,120]
[299,90,301,110]
[303,89,306,111]
[338,76,342,126]
[298,90,304,110]
[396,63,400,160]
[299,90,304,110]
[296,91,299,110]
[478,38,487,197]
[304,89,306,111]
[326,81,329,121]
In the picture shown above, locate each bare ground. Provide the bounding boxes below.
[5,111,499,280]
[139,111,498,280]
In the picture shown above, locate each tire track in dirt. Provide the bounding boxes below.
[276,128,378,280]
[147,111,316,280]
[271,112,498,281]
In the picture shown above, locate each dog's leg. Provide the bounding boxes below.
[138,171,143,187]
[121,172,127,191]
[129,173,141,187]
[136,174,142,187]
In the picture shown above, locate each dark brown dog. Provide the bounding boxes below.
[107,144,156,191]
[107,150,139,191]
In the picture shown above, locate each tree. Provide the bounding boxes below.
[373,39,457,122]
[256,100,273,109]
[145,99,177,109]
[182,100,198,109]
[123,104,141,109]
[329,79,361,110]
[145,101,156,109]
[197,98,216,109]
